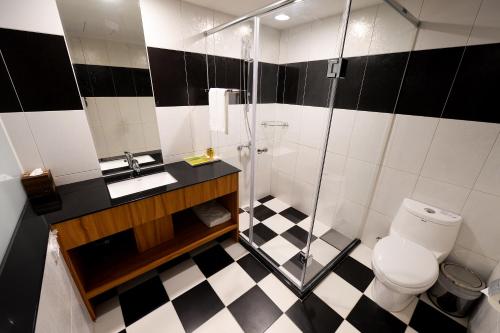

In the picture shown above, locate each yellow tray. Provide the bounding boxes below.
[184,155,220,167]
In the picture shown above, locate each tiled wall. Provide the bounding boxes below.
[35,233,93,333]
[139,0,282,206]
[0,0,101,185]
[67,37,160,158]
[269,0,500,280]
[0,1,96,330]
[0,118,26,262]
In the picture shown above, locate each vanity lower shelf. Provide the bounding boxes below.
[51,173,239,320]
[72,210,237,299]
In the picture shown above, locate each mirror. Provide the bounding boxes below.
[56,0,162,174]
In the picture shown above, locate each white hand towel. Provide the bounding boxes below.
[209,88,229,134]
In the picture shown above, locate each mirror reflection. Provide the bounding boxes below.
[56,0,162,174]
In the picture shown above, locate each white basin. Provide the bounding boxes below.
[107,171,177,199]
[99,155,155,171]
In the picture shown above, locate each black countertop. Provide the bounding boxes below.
[42,160,240,225]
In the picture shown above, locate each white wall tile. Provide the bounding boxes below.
[271,170,295,206]
[80,38,110,66]
[383,114,439,174]
[361,209,392,249]
[333,199,367,239]
[468,0,500,46]
[213,12,244,59]
[180,1,214,54]
[371,167,418,217]
[274,104,302,144]
[189,106,211,152]
[344,158,378,206]
[421,119,499,188]
[309,16,342,61]
[343,5,378,57]
[155,106,194,159]
[414,0,482,50]
[66,37,85,64]
[458,190,500,262]
[411,176,470,214]
[284,23,313,63]
[475,135,500,196]
[272,141,299,176]
[260,25,281,64]
[369,2,421,55]
[128,44,149,69]
[106,41,132,67]
[118,97,141,124]
[327,108,356,156]
[298,106,328,148]
[0,0,64,35]
[53,169,102,186]
[448,245,497,281]
[292,179,315,215]
[348,111,392,164]
[1,112,44,172]
[295,145,321,185]
[140,0,183,50]
[138,97,157,123]
[0,118,26,262]
[25,110,100,178]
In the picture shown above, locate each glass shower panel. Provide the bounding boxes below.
[309,0,422,285]
[250,0,354,289]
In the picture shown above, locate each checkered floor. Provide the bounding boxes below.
[93,235,468,333]
[239,195,349,286]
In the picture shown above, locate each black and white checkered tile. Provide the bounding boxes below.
[93,223,468,333]
[239,195,339,286]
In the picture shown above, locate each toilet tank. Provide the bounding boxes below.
[390,199,462,262]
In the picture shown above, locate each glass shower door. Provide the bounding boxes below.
[243,0,356,292]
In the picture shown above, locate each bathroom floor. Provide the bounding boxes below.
[93,236,467,333]
[239,195,350,286]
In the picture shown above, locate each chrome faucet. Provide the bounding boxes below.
[124,151,134,168]
[132,159,141,176]
[124,151,141,176]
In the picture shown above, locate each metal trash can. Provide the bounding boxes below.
[428,262,485,317]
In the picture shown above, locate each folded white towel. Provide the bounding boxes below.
[209,88,229,134]
[193,201,231,228]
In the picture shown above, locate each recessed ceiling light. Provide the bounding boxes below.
[274,14,290,21]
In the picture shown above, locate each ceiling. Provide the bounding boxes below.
[186,0,382,29]
[56,0,145,44]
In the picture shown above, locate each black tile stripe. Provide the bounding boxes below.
[73,64,153,97]
[443,42,500,123]
[395,46,464,118]
[0,28,82,111]
[0,52,22,113]
[146,42,500,124]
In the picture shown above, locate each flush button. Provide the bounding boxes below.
[424,208,435,214]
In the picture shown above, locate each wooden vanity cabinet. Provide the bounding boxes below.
[52,173,239,320]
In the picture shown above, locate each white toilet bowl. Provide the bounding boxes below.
[371,235,439,312]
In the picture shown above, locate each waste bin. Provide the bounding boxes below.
[428,262,485,317]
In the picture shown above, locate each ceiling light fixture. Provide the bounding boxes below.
[274,14,290,21]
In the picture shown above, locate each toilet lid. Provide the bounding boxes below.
[373,236,438,289]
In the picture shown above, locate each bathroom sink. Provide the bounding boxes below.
[107,171,177,199]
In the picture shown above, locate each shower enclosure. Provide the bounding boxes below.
[202,0,418,296]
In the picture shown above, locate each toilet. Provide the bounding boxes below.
[371,198,462,312]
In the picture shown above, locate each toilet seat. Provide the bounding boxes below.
[372,236,439,294]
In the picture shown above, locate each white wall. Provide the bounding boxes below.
[270,0,500,281]
[35,233,94,333]
[0,0,101,185]
[0,119,26,263]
